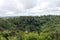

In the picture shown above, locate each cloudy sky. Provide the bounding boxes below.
[0,0,60,17]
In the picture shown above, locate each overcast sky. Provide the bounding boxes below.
[0,0,60,17]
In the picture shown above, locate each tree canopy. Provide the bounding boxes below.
[0,15,60,32]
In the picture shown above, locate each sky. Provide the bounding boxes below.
[0,0,60,17]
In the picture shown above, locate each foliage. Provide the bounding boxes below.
[0,15,60,40]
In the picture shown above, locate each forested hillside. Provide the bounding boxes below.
[0,15,60,32]
[0,15,60,40]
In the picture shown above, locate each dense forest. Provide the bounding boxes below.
[0,15,60,40]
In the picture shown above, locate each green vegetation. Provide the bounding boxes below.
[0,15,60,40]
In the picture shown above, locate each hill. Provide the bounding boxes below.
[0,15,60,40]
[0,15,60,32]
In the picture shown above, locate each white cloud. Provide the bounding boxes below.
[0,0,4,7]
[0,0,60,17]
